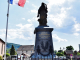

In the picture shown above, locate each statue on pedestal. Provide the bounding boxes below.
[31,2,54,59]
[37,2,48,26]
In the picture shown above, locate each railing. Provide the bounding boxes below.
[6,55,80,60]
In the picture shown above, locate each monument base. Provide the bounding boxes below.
[31,53,56,60]
[31,26,54,59]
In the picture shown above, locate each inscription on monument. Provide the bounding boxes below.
[37,32,50,40]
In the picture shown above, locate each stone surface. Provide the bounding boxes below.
[34,26,54,56]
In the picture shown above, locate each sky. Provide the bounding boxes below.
[0,0,80,51]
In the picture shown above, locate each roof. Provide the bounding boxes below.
[65,50,73,54]
[17,45,34,51]
[0,38,5,44]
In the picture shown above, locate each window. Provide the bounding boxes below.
[1,44,3,54]
[4,45,5,53]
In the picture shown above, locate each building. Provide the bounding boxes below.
[65,50,73,59]
[0,38,5,56]
[17,45,34,57]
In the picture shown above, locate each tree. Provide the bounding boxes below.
[60,47,61,50]
[77,52,80,56]
[56,49,64,56]
[66,45,74,50]
[10,45,16,55]
[3,53,10,57]
[64,51,66,55]
[6,48,11,53]
[58,50,63,52]
[74,50,77,55]
[54,50,57,54]
[56,52,64,56]
[15,51,17,55]
[0,56,2,60]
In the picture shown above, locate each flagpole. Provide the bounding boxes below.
[4,0,10,60]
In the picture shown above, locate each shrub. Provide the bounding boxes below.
[0,56,2,60]
[77,52,80,56]
[3,53,10,57]
[6,53,10,57]
[15,51,17,55]
[56,52,64,56]
[74,51,77,55]
[58,50,63,52]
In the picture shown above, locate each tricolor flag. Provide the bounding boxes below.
[9,0,26,7]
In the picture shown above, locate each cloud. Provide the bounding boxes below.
[71,17,77,24]
[45,0,75,29]
[27,17,38,26]
[31,9,37,13]
[22,18,25,20]
[47,0,66,11]
[48,7,72,28]
[73,23,80,32]
[0,23,35,40]
[0,33,5,38]
[16,24,33,29]
[72,23,80,36]
[45,0,77,30]
[73,33,79,36]
[27,19,32,23]
[46,0,75,11]
[30,4,38,14]
[32,4,38,8]
[26,0,29,3]
[52,34,68,42]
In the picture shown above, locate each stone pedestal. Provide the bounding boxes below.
[31,26,54,58]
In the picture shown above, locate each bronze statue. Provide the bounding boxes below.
[37,2,48,26]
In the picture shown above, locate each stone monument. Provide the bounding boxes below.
[31,2,54,59]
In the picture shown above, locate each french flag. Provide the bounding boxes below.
[9,0,26,7]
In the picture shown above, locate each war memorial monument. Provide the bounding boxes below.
[31,2,54,60]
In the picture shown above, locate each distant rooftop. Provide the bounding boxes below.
[0,38,5,44]
[17,45,34,51]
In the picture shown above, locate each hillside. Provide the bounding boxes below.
[6,43,21,51]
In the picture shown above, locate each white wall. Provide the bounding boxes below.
[17,50,34,56]
[0,41,5,56]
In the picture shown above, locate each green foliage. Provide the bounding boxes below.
[56,49,64,56]
[58,50,63,52]
[54,50,57,54]
[15,51,17,55]
[3,53,10,57]
[6,53,10,57]
[6,48,11,53]
[74,51,77,55]
[56,52,64,56]
[61,51,64,54]
[10,45,16,55]
[66,45,74,50]
[77,52,80,56]
[64,51,66,55]
[0,56,2,60]
[7,43,21,51]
